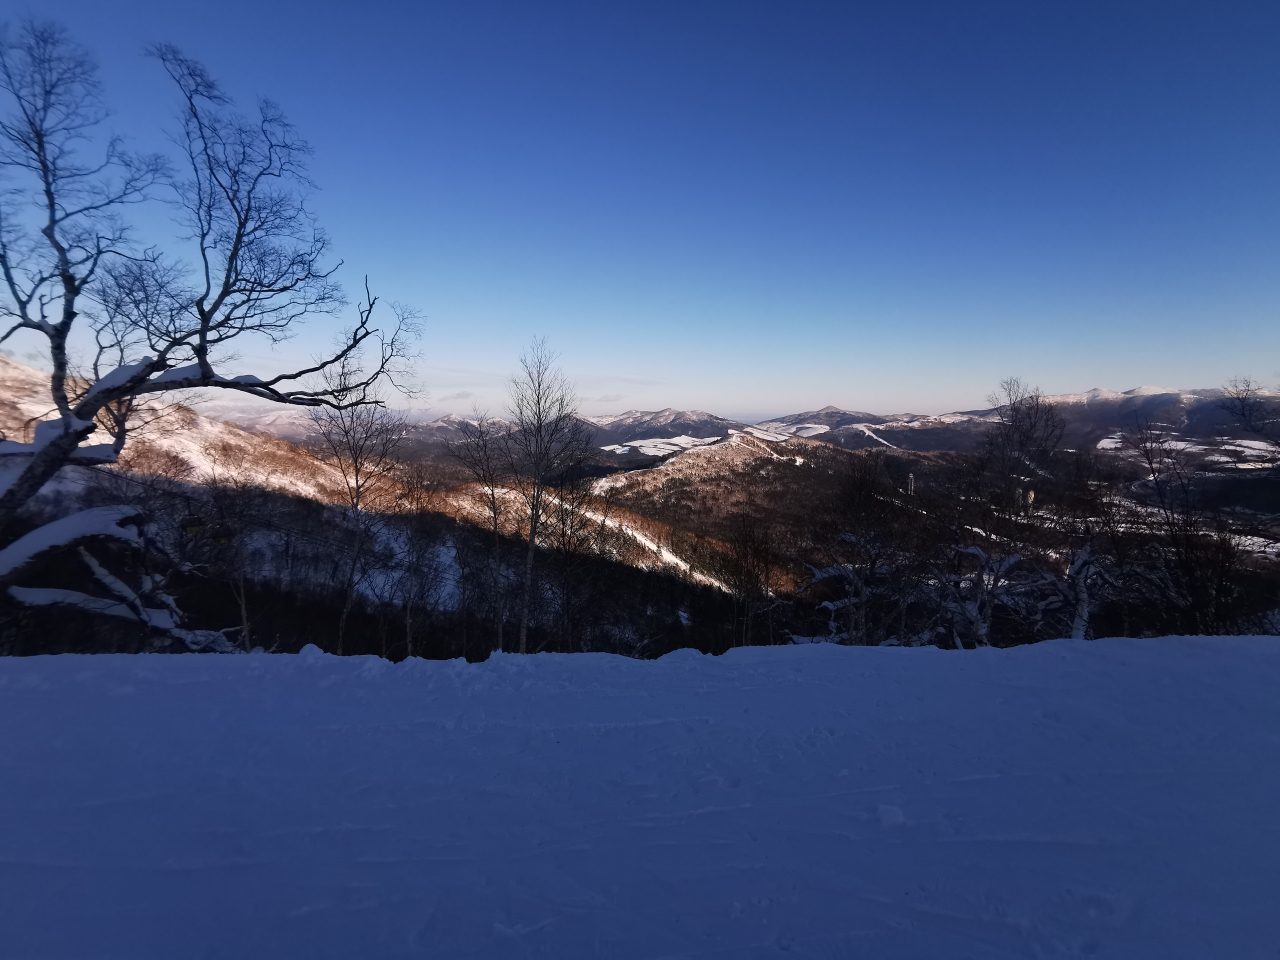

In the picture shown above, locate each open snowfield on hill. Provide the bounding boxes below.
[1,638,1277,959]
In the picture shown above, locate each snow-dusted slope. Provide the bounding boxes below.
[116,407,347,502]
[0,354,61,431]
[2,637,1275,958]
[594,429,811,494]
[445,483,718,586]
[0,354,345,502]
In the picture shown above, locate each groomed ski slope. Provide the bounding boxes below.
[1,638,1277,959]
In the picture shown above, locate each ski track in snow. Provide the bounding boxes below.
[483,487,727,591]
[1,638,1277,958]
[516,486,725,589]
[574,501,728,592]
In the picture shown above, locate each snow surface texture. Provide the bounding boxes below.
[1,639,1277,959]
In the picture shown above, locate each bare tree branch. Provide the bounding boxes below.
[502,337,593,654]
[1221,377,1280,454]
[0,25,419,537]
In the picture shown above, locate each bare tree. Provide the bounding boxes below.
[719,501,776,648]
[823,450,924,645]
[372,457,446,659]
[392,517,444,659]
[1047,450,1113,641]
[0,25,415,537]
[542,476,615,651]
[199,459,267,651]
[502,339,592,654]
[398,458,449,656]
[1221,377,1280,454]
[918,378,1067,648]
[1123,421,1244,635]
[307,366,409,654]
[981,376,1065,521]
[452,409,511,648]
[0,23,163,419]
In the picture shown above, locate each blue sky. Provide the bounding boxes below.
[12,1,1280,419]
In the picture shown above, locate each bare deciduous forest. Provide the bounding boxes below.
[2,22,1278,659]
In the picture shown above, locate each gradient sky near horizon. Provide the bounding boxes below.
[10,1,1280,420]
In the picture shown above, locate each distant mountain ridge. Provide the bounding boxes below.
[40,361,1250,459]
[0,353,1272,493]
[586,408,740,437]
[755,386,1247,453]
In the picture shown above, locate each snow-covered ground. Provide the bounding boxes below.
[1,638,1277,959]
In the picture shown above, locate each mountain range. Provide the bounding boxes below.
[412,387,1253,459]
[0,352,1261,466]
[753,387,1253,454]
[199,383,1270,477]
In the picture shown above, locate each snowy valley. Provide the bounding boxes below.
[4,351,1280,657]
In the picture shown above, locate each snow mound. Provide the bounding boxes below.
[1,638,1277,957]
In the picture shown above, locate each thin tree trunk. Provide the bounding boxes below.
[518,517,538,655]
[337,551,361,656]
[337,597,352,656]
[492,517,504,650]
[1069,547,1091,641]
[405,597,414,659]
[235,573,251,652]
